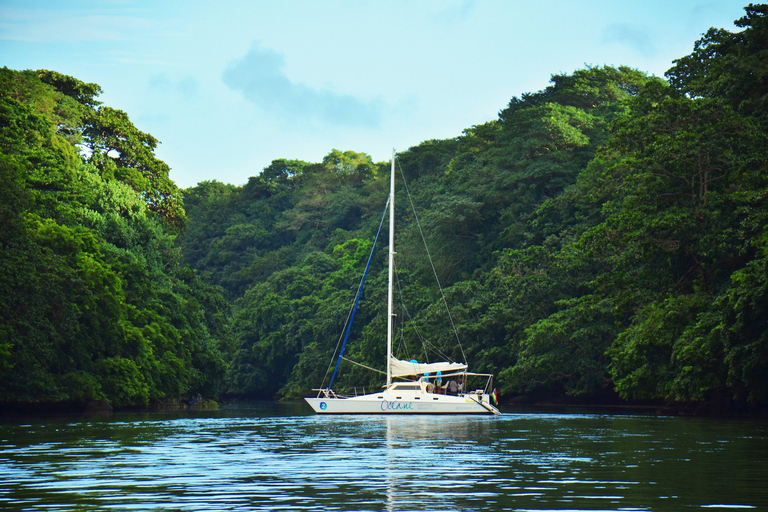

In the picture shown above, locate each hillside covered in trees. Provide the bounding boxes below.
[0,69,232,408]
[181,4,768,413]
[2,4,767,413]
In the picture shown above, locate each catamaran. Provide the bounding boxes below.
[304,150,499,415]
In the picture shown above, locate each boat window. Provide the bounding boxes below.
[391,384,421,391]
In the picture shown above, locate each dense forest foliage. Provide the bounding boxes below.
[2,4,766,413]
[0,69,232,408]
[181,4,768,411]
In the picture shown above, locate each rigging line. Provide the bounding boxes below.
[321,228,376,388]
[321,202,387,390]
[341,356,387,375]
[327,196,390,389]
[392,260,414,360]
[394,272,454,364]
[392,240,453,364]
[322,197,390,387]
[321,288,359,389]
[423,339,451,362]
[392,259,439,363]
[413,326,452,362]
[396,158,467,363]
[395,306,407,359]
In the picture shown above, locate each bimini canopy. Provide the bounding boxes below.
[389,357,467,378]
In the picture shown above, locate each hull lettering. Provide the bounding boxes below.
[380,400,414,412]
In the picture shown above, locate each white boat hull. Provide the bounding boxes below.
[305,392,499,415]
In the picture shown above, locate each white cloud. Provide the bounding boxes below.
[222,42,385,129]
[602,23,657,57]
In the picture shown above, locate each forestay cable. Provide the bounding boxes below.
[327,197,390,390]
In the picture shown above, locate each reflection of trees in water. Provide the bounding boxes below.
[4,411,766,511]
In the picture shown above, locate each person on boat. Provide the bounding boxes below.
[422,372,434,393]
[448,379,458,396]
[436,371,443,394]
[457,376,465,395]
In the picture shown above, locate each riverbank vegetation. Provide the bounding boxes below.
[0,68,232,409]
[2,4,766,414]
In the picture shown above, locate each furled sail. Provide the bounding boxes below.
[389,357,467,378]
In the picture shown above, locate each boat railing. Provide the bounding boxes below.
[312,388,341,399]
[418,372,494,396]
[311,387,368,399]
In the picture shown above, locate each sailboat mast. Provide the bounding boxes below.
[386,149,395,386]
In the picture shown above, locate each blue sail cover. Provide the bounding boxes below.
[327,198,390,389]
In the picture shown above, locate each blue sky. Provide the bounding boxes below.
[0,0,750,188]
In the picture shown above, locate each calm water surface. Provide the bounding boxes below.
[0,403,766,511]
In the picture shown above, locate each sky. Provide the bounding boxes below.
[0,0,751,188]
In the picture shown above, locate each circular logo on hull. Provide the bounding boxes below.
[319,402,327,410]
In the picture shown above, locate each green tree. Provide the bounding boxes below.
[666,4,768,123]
[583,53,768,406]
[0,68,230,408]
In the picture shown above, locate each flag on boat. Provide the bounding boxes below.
[491,389,498,405]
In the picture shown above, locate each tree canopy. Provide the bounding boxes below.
[0,68,231,408]
[3,3,767,414]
